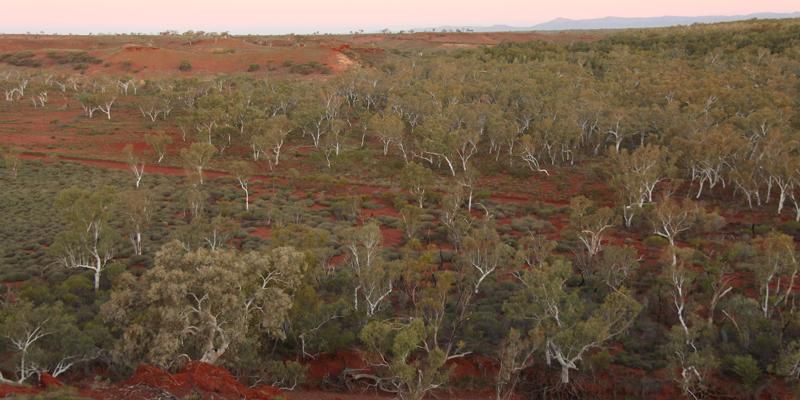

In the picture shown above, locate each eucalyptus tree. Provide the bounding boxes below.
[180,142,217,185]
[123,144,145,188]
[102,242,306,367]
[229,160,255,211]
[144,133,172,164]
[506,259,641,384]
[117,189,153,256]
[51,187,119,291]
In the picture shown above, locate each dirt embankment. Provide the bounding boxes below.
[0,362,281,400]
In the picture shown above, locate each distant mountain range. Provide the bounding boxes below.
[425,12,800,33]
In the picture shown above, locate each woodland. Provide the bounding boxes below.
[0,18,799,400]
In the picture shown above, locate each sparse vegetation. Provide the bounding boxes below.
[178,60,192,71]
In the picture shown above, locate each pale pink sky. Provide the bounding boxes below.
[5,0,799,34]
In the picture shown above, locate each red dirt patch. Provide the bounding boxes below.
[0,385,40,397]
[380,227,404,247]
[251,226,272,239]
[305,350,368,383]
[126,362,281,400]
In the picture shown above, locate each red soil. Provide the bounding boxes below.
[0,385,40,397]
[251,226,272,239]
[380,227,404,247]
[305,350,369,383]
[123,362,281,400]
[0,362,282,400]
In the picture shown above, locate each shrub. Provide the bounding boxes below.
[264,360,308,390]
[248,63,261,72]
[642,235,668,248]
[10,388,93,400]
[178,60,193,71]
[725,354,761,390]
[46,51,102,65]
[509,216,552,233]
[0,51,42,67]
[288,61,332,75]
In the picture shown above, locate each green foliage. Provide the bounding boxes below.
[288,61,331,75]
[506,259,642,383]
[0,300,95,383]
[1,18,800,397]
[46,51,102,65]
[642,235,669,248]
[264,360,308,389]
[360,319,451,400]
[178,60,193,71]
[7,387,93,400]
[0,51,42,67]
[102,242,307,369]
[725,354,761,390]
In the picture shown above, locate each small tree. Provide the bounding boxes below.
[123,144,145,188]
[343,223,393,317]
[51,187,119,291]
[751,233,798,318]
[181,142,216,184]
[0,300,92,384]
[360,319,451,400]
[650,197,697,267]
[506,260,641,384]
[596,245,639,291]
[77,91,116,120]
[201,215,239,251]
[137,95,172,122]
[495,328,540,400]
[519,134,550,175]
[253,116,293,168]
[609,145,672,227]
[569,196,614,259]
[401,162,434,208]
[229,161,255,211]
[117,189,153,256]
[400,205,423,240]
[516,233,556,269]
[1,147,21,179]
[460,222,513,293]
[369,113,405,156]
[144,133,172,163]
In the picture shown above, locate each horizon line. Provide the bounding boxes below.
[1,10,798,36]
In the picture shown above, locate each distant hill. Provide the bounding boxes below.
[425,12,800,33]
[531,12,800,31]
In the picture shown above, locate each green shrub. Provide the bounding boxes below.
[0,51,42,67]
[248,63,261,72]
[642,235,668,248]
[9,387,92,399]
[264,360,308,389]
[288,61,332,75]
[779,220,800,236]
[588,349,613,372]
[509,216,552,233]
[178,60,193,71]
[725,354,761,390]
[46,51,102,65]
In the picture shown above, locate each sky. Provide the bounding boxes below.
[4,0,799,34]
